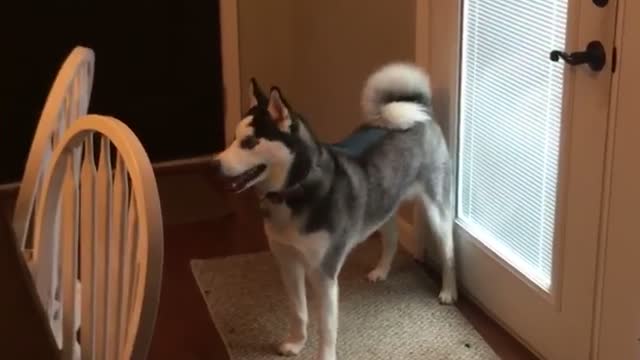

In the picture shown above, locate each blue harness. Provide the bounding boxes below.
[330,126,389,157]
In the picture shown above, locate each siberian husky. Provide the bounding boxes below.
[212,62,457,360]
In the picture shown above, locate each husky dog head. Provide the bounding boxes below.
[212,78,317,194]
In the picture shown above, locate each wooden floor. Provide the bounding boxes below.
[147,172,268,360]
[0,168,538,360]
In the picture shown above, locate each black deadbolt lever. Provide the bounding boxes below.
[550,40,606,72]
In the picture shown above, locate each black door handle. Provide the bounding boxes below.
[550,40,606,72]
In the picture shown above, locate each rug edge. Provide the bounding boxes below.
[189,259,236,358]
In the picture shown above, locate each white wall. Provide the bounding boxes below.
[236,0,296,111]
[287,1,416,141]
[237,0,417,142]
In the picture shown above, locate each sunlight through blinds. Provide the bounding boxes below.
[458,0,569,289]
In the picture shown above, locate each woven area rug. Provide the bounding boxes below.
[191,240,499,360]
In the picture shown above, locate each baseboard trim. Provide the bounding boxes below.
[0,155,214,193]
[152,155,212,173]
[0,182,20,192]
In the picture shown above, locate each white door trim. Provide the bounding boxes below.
[219,0,241,146]
[591,0,640,357]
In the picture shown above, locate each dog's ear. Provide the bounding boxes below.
[249,78,267,108]
[268,87,291,126]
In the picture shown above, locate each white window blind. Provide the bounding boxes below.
[458,0,569,288]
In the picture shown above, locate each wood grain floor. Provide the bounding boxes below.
[0,168,538,360]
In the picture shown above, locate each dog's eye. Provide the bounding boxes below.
[240,135,260,149]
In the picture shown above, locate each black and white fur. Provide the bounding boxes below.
[212,63,457,360]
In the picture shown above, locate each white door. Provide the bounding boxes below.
[425,0,618,358]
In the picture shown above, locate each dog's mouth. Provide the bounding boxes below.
[224,164,267,193]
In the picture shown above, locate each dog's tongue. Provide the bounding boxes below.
[222,164,266,193]
[229,179,245,193]
[221,175,245,193]
[220,172,247,193]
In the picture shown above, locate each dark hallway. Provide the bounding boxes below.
[0,1,225,183]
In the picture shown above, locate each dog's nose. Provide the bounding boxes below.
[210,158,222,175]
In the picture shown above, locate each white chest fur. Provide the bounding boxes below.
[262,202,330,269]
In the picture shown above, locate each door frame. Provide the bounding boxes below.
[592,0,640,358]
[412,0,623,358]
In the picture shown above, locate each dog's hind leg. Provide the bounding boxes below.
[367,217,398,282]
[418,193,458,304]
[269,241,308,356]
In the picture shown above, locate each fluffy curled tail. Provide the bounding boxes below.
[361,62,432,130]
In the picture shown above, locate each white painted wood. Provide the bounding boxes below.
[592,0,640,357]
[80,136,97,359]
[31,115,164,360]
[120,193,138,358]
[424,1,619,358]
[13,46,94,255]
[106,154,128,358]
[95,137,113,360]
[61,147,81,360]
[8,45,163,359]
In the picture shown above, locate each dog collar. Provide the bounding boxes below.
[263,183,305,204]
[262,162,324,205]
[262,167,317,204]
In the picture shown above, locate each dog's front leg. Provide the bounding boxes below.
[310,270,339,360]
[270,241,308,356]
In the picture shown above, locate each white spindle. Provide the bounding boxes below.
[85,62,94,108]
[106,154,129,359]
[30,162,57,344]
[123,203,145,358]
[61,148,80,360]
[120,192,138,355]
[94,137,113,360]
[58,98,69,143]
[45,164,63,342]
[65,77,82,130]
[80,135,97,359]
[79,67,90,122]
[26,166,44,255]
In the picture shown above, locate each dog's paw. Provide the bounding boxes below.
[438,288,458,305]
[367,267,389,282]
[277,339,306,357]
